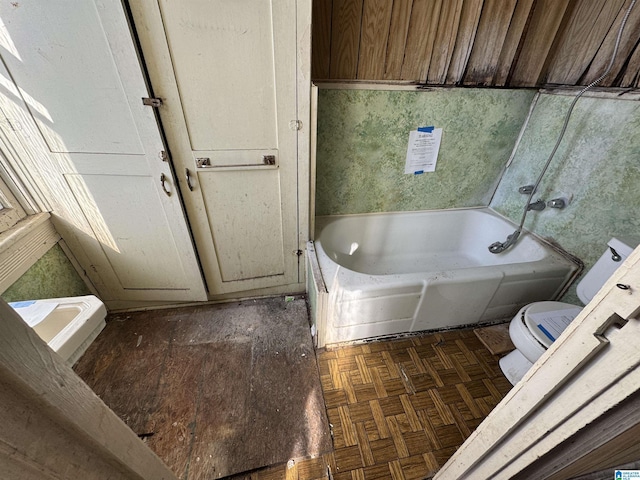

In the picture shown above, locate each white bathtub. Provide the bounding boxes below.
[10,295,107,365]
[310,208,580,346]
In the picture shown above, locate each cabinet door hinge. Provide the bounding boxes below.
[159,150,169,162]
[142,97,163,108]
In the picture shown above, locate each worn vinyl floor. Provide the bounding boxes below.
[74,296,332,479]
[76,297,513,480]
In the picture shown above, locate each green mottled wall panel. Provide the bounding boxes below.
[315,88,536,215]
[2,244,91,302]
[491,93,640,303]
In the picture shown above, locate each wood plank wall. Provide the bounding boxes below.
[312,0,640,88]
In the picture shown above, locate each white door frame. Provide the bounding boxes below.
[435,244,640,479]
[0,298,177,479]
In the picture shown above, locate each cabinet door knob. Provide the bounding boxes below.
[185,168,194,191]
[160,173,171,196]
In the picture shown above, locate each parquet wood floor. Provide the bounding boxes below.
[231,328,512,480]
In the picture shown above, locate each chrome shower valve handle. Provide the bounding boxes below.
[527,199,546,211]
[547,198,567,209]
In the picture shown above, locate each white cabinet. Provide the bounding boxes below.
[0,0,310,304]
[130,0,309,296]
[0,1,207,305]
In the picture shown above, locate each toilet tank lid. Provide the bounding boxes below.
[576,237,640,304]
[608,236,640,257]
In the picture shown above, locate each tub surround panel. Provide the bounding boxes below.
[490,93,640,303]
[315,88,536,216]
[306,241,328,347]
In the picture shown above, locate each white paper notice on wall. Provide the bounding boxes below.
[405,126,443,174]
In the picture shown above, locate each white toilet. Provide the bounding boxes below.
[499,237,637,385]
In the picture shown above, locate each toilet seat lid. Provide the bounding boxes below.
[524,301,583,348]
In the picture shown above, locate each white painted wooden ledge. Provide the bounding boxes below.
[0,299,178,479]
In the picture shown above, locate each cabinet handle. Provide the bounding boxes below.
[185,168,194,191]
[160,173,171,196]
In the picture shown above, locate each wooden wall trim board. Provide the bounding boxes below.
[312,0,640,88]
[538,86,640,99]
[313,80,427,90]
[501,354,640,477]
[303,80,640,98]
[0,299,177,479]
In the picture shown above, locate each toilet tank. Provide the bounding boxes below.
[576,237,638,304]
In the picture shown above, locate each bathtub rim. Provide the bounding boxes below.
[309,207,583,347]
[313,206,583,298]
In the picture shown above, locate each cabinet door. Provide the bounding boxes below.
[130,0,301,295]
[0,1,207,303]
